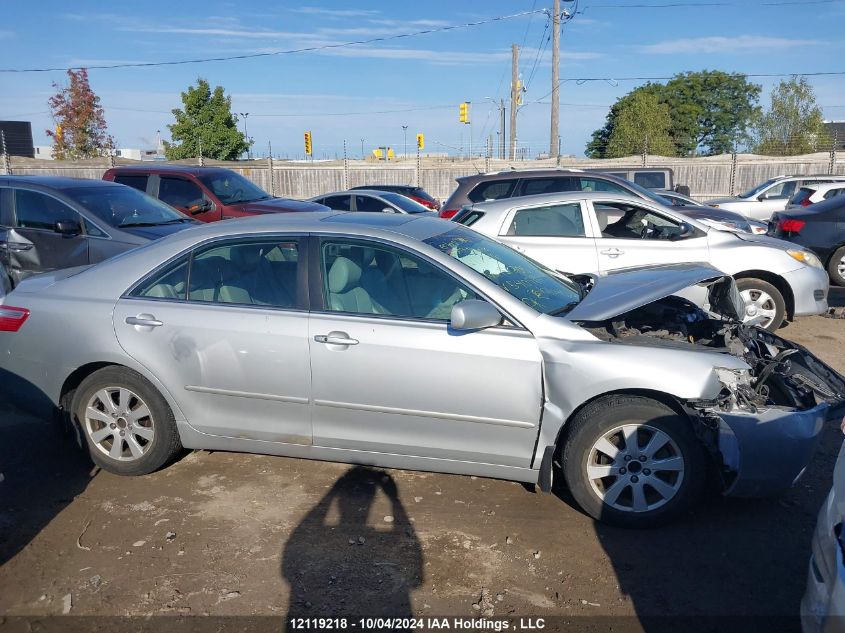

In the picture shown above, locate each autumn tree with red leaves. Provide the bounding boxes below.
[46,69,114,160]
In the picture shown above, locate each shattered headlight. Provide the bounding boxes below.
[787,249,823,269]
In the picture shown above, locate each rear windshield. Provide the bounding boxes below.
[454,210,485,226]
[468,179,518,203]
[790,188,814,205]
[380,192,431,213]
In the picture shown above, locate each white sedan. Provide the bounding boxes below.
[454,191,829,330]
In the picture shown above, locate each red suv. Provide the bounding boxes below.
[103,165,327,221]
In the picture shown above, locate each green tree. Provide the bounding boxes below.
[605,90,675,158]
[585,71,761,157]
[755,76,830,156]
[164,78,249,160]
[46,68,114,160]
[663,70,761,155]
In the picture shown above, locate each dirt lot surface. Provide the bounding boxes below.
[3,293,845,632]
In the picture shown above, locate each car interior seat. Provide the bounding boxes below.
[327,256,387,314]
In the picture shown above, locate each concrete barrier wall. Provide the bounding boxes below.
[6,153,842,202]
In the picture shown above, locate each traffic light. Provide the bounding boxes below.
[304,131,312,156]
[416,133,424,150]
[459,102,470,124]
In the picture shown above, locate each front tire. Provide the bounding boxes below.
[827,246,845,287]
[72,366,182,475]
[561,395,706,528]
[735,277,786,331]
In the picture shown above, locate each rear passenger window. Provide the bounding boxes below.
[578,178,628,194]
[468,180,517,203]
[507,203,585,237]
[113,174,148,192]
[516,177,577,197]
[130,240,300,308]
[188,240,299,308]
[355,195,387,212]
[131,256,189,300]
[323,195,352,211]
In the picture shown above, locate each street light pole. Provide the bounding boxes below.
[239,112,250,159]
[402,125,408,159]
[360,138,365,160]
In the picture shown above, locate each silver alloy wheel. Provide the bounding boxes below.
[84,387,155,461]
[837,254,845,279]
[739,287,777,328]
[587,423,685,513]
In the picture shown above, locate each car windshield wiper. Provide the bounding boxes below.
[119,221,160,227]
[547,301,581,316]
[157,218,193,224]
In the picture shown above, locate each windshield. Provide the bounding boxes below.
[65,186,190,228]
[424,227,582,314]
[198,171,271,205]
[739,178,779,199]
[380,192,431,214]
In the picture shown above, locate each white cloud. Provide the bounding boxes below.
[291,7,381,17]
[0,30,14,39]
[641,35,818,54]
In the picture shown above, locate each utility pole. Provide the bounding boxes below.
[509,44,519,161]
[550,0,561,159]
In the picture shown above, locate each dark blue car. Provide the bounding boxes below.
[769,194,845,286]
[0,176,199,292]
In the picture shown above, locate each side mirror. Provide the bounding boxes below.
[677,221,694,237]
[758,192,771,201]
[382,207,396,214]
[187,200,212,215]
[54,219,82,235]
[450,300,502,331]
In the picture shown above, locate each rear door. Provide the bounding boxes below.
[113,235,311,443]
[3,187,89,283]
[496,200,599,274]
[589,198,710,272]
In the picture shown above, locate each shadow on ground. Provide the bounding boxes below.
[0,371,94,566]
[281,466,423,629]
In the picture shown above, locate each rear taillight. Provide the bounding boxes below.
[0,306,29,332]
[800,198,812,207]
[778,218,806,234]
[410,196,436,210]
[440,208,459,219]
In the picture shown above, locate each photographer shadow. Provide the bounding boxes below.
[281,466,423,628]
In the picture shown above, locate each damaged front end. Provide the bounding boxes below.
[577,277,845,497]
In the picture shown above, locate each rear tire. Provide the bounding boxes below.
[561,395,706,528]
[735,277,786,331]
[72,366,181,476]
[827,246,845,287]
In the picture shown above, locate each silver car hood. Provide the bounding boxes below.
[566,263,743,322]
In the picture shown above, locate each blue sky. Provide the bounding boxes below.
[3,0,845,158]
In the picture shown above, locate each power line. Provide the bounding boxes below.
[106,103,460,117]
[0,9,547,74]
[583,0,838,8]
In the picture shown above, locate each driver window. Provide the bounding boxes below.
[14,189,80,231]
[765,181,796,199]
[594,202,685,241]
[158,177,204,210]
[320,240,477,320]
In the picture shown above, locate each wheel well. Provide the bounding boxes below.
[59,362,119,413]
[733,270,794,320]
[554,388,691,454]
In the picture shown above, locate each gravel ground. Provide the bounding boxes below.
[2,295,845,632]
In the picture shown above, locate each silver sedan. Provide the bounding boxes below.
[1,212,843,528]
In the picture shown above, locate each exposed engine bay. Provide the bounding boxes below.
[578,294,845,413]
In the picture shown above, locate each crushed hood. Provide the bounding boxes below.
[566,262,743,323]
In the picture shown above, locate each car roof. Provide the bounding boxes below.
[315,189,390,198]
[803,181,845,191]
[350,184,417,190]
[0,175,125,190]
[106,165,236,175]
[468,190,646,211]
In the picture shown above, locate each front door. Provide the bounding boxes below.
[113,236,311,444]
[3,187,89,284]
[308,237,543,467]
[156,175,220,222]
[590,199,710,272]
[496,200,599,275]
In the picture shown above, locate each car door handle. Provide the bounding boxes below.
[314,333,359,346]
[600,248,624,257]
[125,315,164,328]
[2,243,33,252]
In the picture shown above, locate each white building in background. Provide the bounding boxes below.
[34,145,54,160]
